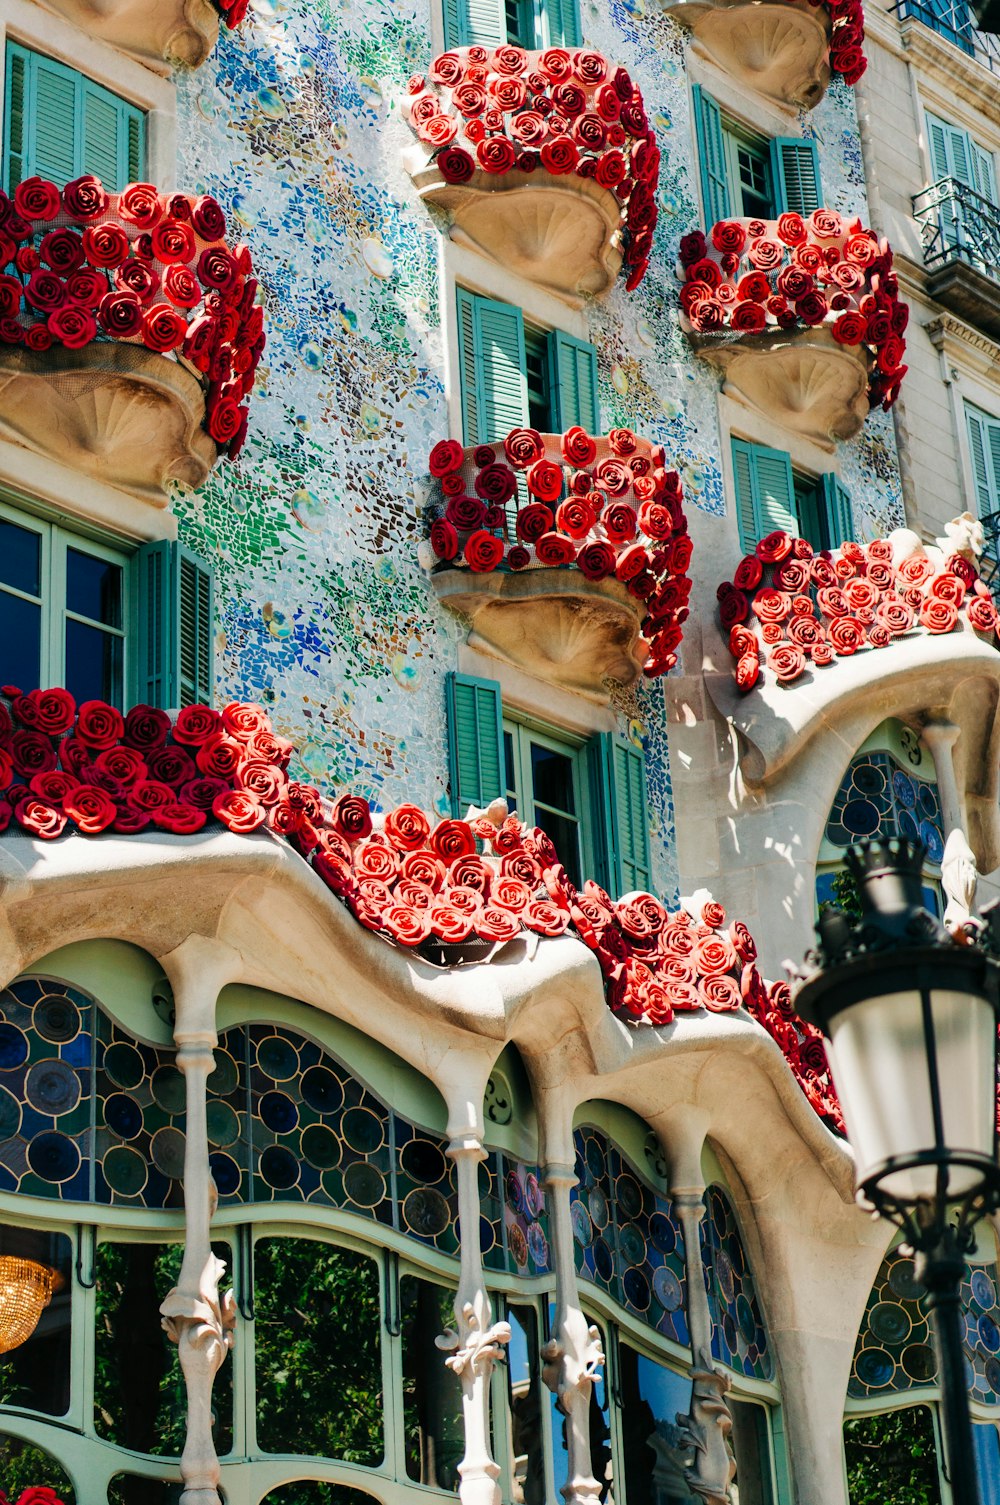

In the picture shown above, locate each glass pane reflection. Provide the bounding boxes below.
[65,620,123,708]
[0,593,41,692]
[619,1341,698,1504]
[844,1407,941,1504]
[976,1422,1000,1504]
[504,1305,545,1504]
[0,520,41,596]
[402,1274,464,1492]
[255,1237,383,1465]
[0,1225,71,1417]
[66,549,122,628]
[731,1399,774,1505]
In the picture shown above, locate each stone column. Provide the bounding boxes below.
[438,1062,510,1505]
[540,1156,605,1505]
[158,936,241,1505]
[920,720,964,837]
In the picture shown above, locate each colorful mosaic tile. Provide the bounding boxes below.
[702,1185,774,1382]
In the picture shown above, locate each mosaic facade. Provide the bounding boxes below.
[169,0,906,904]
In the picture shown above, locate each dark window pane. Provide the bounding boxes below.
[95,1241,233,1458]
[0,1225,71,1417]
[534,808,581,888]
[844,1407,942,1503]
[260,1486,382,1505]
[0,520,40,596]
[976,1423,1000,1501]
[530,742,575,814]
[0,1433,75,1503]
[108,1477,182,1505]
[66,620,123,707]
[730,1399,775,1505]
[255,1236,383,1464]
[505,1305,545,1504]
[524,328,550,433]
[402,1274,464,1491]
[619,1340,697,1503]
[0,593,41,690]
[66,548,122,628]
[505,730,517,806]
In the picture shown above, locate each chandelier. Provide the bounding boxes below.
[0,1256,60,1354]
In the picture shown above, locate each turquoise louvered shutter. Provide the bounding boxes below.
[590,734,652,899]
[966,404,1000,519]
[731,439,796,553]
[821,473,855,549]
[446,672,505,817]
[3,43,144,195]
[692,85,730,227]
[441,0,507,47]
[135,542,215,710]
[547,331,600,434]
[972,142,997,203]
[543,0,582,46]
[770,138,821,217]
[456,288,529,445]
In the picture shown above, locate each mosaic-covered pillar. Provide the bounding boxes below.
[158,936,241,1505]
[439,1059,510,1505]
[541,1150,605,1505]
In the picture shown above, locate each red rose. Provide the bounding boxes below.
[969,595,998,633]
[928,571,965,605]
[48,305,97,348]
[429,438,464,477]
[561,426,596,467]
[64,785,117,833]
[524,458,561,501]
[75,699,124,749]
[29,770,77,803]
[535,531,576,566]
[809,208,843,239]
[556,497,597,539]
[14,177,61,220]
[540,138,579,175]
[152,801,207,834]
[384,803,431,851]
[832,311,866,345]
[15,795,66,839]
[436,147,475,184]
[504,428,544,468]
[330,793,373,843]
[191,195,227,241]
[464,530,504,572]
[476,137,516,174]
[577,540,616,580]
[920,598,958,633]
[428,818,476,865]
[752,588,791,624]
[213,789,267,832]
[767,643,806,682]
[430,518,459,560]
[493,44,528,75]
[94,746,145,786]
[475,462,516,504]
[756,531,794,564]
[829,616,865,654]
[162,263,201,309]
[776,212,807,247]
[731,301,767,333]
[174,704,223,745]
[603,503,637,543]
[119,183,164,229]
[795,290,830,326]
[733,556,763,591]
[29,687,76,736]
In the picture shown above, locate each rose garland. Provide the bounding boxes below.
[717,530,1000,691]
[678,212,907,412]
[426,427,692,677]
[0,175,264,458]
[403,47,659,291]
[818,0,867,85]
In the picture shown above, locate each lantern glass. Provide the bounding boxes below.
[825,986,997,1203]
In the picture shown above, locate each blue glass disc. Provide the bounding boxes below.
[210,1152,242,1197]
[843,799,881,837]
[27,1130,81,1182]
[0,1023,28,1070]
[104,1092,143,1140]
[892,771,916,809]
[260,1091,298,1135]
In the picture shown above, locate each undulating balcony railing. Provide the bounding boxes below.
[913,177,1000,275]
[979,510,1000,606]
[893,0,1000,70]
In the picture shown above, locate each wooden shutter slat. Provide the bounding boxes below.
[967,405,996,517]
[753,447,797,537]
[446,672,504,816]
[475,295,528,440]
[692,85,730,226]
[548,330,599,433]
[770,138,821,217]
[178,547,214,706]
[543,0,582,46]
[731,438,762,553]
[32,55,78,184]
[3,46,27,193]
[821,473,855,548]
[590,733,652,899]
[134,542,214,710]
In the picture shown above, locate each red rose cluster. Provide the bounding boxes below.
[0,687,295,840]
[426,428,692,677]
[0,175,264,458]
[403,47,659,290]
[718,531,1000,691]
[0,1489,66,1505]
[742,977,846,1135]
[817,0,867,85]
[678,212,907,411]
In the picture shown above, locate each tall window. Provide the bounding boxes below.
[731,439,854,554]
[443,0,581,52]
[926,111,997,201]
[456,289,599,446]
[3,43,145,195]
[0,500,214,710]
[966,401,1000,520]
[447,671,652,899]
[692,85,821,226]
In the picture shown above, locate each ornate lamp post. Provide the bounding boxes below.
[791,838,1000,1504]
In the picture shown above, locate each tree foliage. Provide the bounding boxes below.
[844,1407,941,1505]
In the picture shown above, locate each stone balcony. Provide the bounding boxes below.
[679,213,907,447]
[402,49,659,304]
[0,175,263,504]
[35,0,246,72]
[422,429,692,698]
[913,177,1000,341]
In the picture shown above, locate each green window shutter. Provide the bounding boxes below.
[731,438,796,552]
[135,542,215,710]
[692,85,730,226]
[542,0,582,46]
[770,138,821,216]
[81,80,146,191]
[925,112,977,188]
[456,288,528,445]
[446,672,504,817]
[966,405,1000,517]
[25,50,78,186]
[926,113,951,180]
[3,45,27,193]
[590,734,652,899]
[972,142,997,202]
[547,331,599,433]
[821,473,855,549]
[442,0,507,46]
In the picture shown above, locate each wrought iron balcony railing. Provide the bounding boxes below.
[913,177,1000,277]
[893,0,1000,70]
[979,511,1000,607]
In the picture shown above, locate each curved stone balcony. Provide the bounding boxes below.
[423,428,692,698]
[402,49,659,304]
[36,0,246,72]
[660,0,866,106]
[679,214,906,447]
[0,175,263,504]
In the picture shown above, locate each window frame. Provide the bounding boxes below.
[503,714,595,887]
[721,116,775,220]
[0,497,130,707]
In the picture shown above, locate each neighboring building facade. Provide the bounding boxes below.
[0,0,998,1502]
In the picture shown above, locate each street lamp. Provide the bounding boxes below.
[791,837,1000,1505]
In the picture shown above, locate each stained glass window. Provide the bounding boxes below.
[824,751,944,863]
[570,1126,689,1346]
[701,1185,773,1382]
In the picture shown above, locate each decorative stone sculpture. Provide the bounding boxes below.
[941,826,981,934]
[676,1348,738,1503]
[662,0,831,108]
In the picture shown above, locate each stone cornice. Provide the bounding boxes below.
[926,309,1000,371]
[897,15,1000,129]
